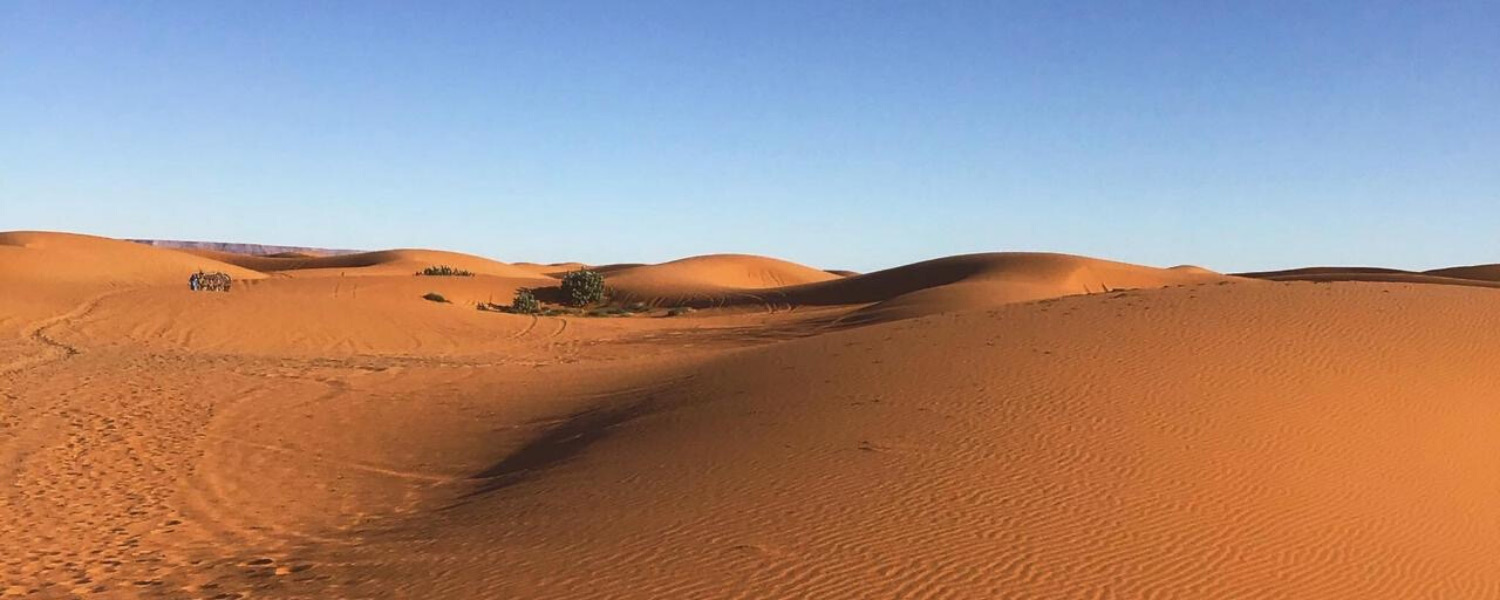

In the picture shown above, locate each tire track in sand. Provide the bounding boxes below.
[0,289,128,376]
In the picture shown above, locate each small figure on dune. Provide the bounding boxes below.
[190,271,200,291]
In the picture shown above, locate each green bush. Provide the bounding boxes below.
[560,268,607,307]
[510,288,541,315]
[418,265,474,277]
[422,292,449,303]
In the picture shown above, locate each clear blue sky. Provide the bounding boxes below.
[3,1,1497,272]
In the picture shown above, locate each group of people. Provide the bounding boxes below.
[189,270,232,292]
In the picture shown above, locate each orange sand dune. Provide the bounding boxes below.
[602,253,839,304]
[296,281,1500,598]
[185,247,545,279]
[1,231,266,285]
[8,232,1500,598]
[591,262,647,274]
[67,276,550,356]
[0,231,266,340]
[606,252,1233,315]
[510,261,589,278]
[809,252,1241,323]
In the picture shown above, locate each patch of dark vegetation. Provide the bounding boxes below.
[561,268,607,306]
[417,265,474,277]
[422,292,449,303]
[510,287,541,314]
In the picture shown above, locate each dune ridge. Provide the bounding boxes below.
[605,252,1241,323]
[1239,264,1500,289]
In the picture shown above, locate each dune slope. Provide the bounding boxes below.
[275,281,1500,598]
[1,231,266,285]
[0,231,266,341]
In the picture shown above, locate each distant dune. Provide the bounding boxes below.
[604,253,841,304]
[1238,265,1500,289]
[184,247,552,280]
[7,230,1500,598]
[604,252,1241,323]
[1424,263,1500,282]
[130,238,362,256]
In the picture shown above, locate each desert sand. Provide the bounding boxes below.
[5,230,1500,598]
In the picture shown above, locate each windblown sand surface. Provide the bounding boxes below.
[5,231,1500,598]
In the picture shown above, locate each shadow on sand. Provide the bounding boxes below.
[462,398,659,498]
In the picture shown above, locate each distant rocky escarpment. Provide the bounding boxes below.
[129,239,362,257]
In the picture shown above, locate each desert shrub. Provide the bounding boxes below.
[561,268,607,307]
[422,292,449,303]
[666,306,695,317]
[510,288,541,315]
[622,301,651,314]
[418,265,474,277]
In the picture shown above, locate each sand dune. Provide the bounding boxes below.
[184,247,546,279]
[603,254,840,304]
[7,232,1500,598]
[1242,264,1500,284]
[0,232,266,340]
[1,231,266,285]
[312,281,1500,598]
[509,262,589,278]
[612,252,1239,322]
